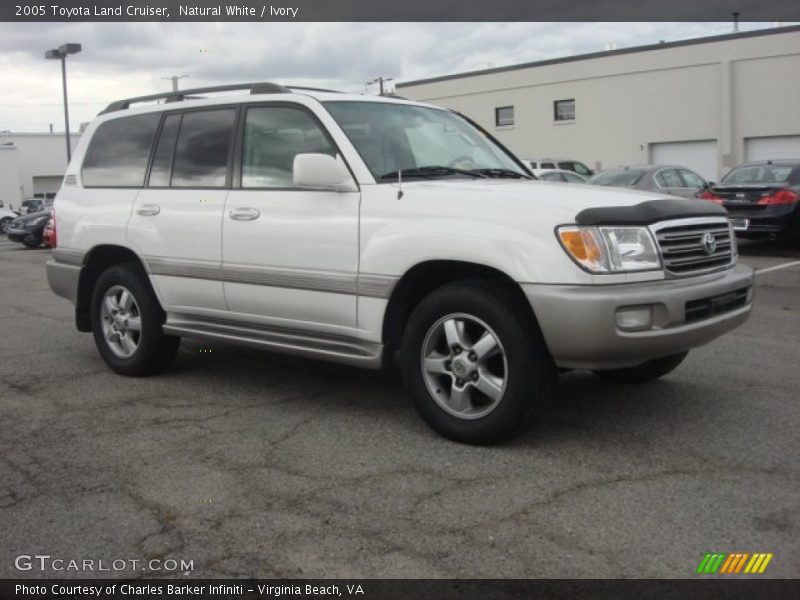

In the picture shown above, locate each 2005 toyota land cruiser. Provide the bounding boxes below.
[47,82,754,444]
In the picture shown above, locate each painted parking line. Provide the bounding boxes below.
[755,260,800,275]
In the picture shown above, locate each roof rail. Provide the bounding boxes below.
[99,81,342,115]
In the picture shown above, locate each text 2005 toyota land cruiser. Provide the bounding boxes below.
[47,82,754,444]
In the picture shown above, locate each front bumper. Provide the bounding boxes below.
[7,228,33,243]
[46,259,82,304]
[523,265,754,370]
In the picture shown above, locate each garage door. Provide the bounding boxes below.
[745,136,800,161]
[650,140,718,181]
[32,176,64,198]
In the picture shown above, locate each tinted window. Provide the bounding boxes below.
[242,106,335,188]
[541,162,556,169]
[171,109,236,188]
[588,169,645,187]
[655,169,684,188]
[679,169,706,188]
[148,114,181,187]
[82,113,161,187]
[722,164,796,185]
[495,106,514,127]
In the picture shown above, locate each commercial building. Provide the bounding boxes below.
[397,26,800,181]
[0,133,79,209]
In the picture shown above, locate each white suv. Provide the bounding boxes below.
[47,82,754,444]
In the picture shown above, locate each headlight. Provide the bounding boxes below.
[557,225,661,273]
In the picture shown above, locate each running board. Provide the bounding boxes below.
[162,314,383,369]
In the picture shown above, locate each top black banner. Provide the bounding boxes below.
[4,0,800,22]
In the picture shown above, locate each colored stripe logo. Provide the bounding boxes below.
[697,552,773,574]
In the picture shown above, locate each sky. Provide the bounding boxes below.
[0,21,788,133]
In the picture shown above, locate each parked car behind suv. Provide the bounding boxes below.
[46,82,754,444]
[525,158,594,177]
[700,160,800,240]
[7,210,52,247]
[587,165,711,198]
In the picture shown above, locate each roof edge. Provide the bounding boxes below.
[397,24,800,88]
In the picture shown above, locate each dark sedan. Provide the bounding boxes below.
[7,210,52,248]
[701,160,800,241]
[586,165,710,198]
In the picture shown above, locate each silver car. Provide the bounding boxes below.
[586,165,711,198]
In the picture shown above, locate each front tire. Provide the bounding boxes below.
[593,352,688,384]
[0,217,11,234]
[90,263,179,376]
[401,280,557,445]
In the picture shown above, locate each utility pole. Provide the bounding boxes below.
[367,76,394,95]
[162,75,189,91]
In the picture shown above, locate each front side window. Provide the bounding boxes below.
[554,99,575,121]
[560,161,592,177]
[82,113,161,187]
[242,106,336,188]
[171,108,236,188]
[655,169,684,188]
[495,106,514,127]
[324,101,526,180]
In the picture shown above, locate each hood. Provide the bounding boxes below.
[399,178,706,220]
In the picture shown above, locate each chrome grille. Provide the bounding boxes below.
[652,218,735,276]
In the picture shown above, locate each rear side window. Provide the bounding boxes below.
[171,109,237,188]
[148,114,181,187]
[589,170,645,187]
[82,113,161,187]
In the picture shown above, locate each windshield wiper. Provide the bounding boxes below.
[472,168,532,179]
[379,166,488,180]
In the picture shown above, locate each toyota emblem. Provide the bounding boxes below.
[702,232,717,255]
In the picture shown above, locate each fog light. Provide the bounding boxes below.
[616,306,653,331]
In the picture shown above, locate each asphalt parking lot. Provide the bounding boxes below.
[1,238,798,579]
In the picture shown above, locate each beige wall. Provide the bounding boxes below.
[398,28,800,178]
[0,133,80,201]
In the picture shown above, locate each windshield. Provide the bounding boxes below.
[587,170,645,187]
[324,101,527,180]
[722,164,797,185]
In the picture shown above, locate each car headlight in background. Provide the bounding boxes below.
[557,225,661,273]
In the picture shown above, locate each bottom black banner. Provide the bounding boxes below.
[1,579,799,600]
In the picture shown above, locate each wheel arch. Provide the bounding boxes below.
[381,259,539,351]
[75,244,150,332]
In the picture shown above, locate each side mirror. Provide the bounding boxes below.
[293,153,357,192]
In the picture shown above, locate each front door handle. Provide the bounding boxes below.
[229,207,261,221]
[137,204,161,216]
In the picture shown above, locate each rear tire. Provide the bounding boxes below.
[90,263,179,376]
[593,352,688,384]
[401,280,557,445]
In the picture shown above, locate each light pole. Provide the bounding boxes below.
[367,76,394,95]
[45,43,81,163]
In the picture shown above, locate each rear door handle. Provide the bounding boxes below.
[137,204,161,216]
[229,207,260,221]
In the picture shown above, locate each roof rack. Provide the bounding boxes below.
[99,82,342,114]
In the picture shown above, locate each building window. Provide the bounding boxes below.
[495,106,514,127]
[554,99,575,122]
